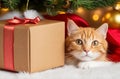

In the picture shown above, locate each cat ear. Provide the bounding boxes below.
[67,19,79,36]
[96,23,108,39]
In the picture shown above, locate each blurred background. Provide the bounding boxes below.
[0,0,120,28]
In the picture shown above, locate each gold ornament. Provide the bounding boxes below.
[114,2,120,11]
[102,11,120,28]
[102,2,120,28]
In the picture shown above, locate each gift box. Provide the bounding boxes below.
[0,19,65,73]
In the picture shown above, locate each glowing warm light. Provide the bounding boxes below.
[57,11,66,14]
[105,13,111,19]
[1,8,9,12]
[94,9,102,15]
[115,14,120,23]
[115,2,120,11]
[91,9,102,21]
[77,7,85,13]
[92,14,99,21]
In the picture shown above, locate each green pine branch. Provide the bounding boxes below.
[1,0,118,15]
[2,0,20,10]
[45,0,117,15]
[72,0,117,10]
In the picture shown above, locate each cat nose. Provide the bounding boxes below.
[84,49,89,53]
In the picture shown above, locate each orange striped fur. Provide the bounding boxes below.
[65,19,109,66]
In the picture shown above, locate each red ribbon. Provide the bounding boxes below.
[7,16,40,24]
[3,17,40,70]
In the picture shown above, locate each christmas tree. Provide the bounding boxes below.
[0,0,117,15]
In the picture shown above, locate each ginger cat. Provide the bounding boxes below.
[65,19,113,69]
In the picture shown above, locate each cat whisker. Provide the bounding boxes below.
[66,20,109,68]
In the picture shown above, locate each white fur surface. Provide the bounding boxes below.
[0,11,23,20]
[24,10,44,19]
[0,10,44,20]
[0,63,120,79]
[78,61,113,69]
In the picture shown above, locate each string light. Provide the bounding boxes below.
[76,7,85,14]
[92,9,102,21]
[102,1,120,28]
[1,8,9,12]
[114,2,120,11]
[115,14,120,23]
[92,14,99,21]
[105,13,111,19]
[57,11,66,14]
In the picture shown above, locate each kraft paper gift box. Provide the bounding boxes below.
[0,19,65,73]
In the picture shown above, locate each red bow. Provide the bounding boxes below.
[7,16,40,25]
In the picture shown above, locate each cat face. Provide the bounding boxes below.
[66,19,108,62]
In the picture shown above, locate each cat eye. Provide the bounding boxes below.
[75,39,83,45]
[92,40,99,46]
